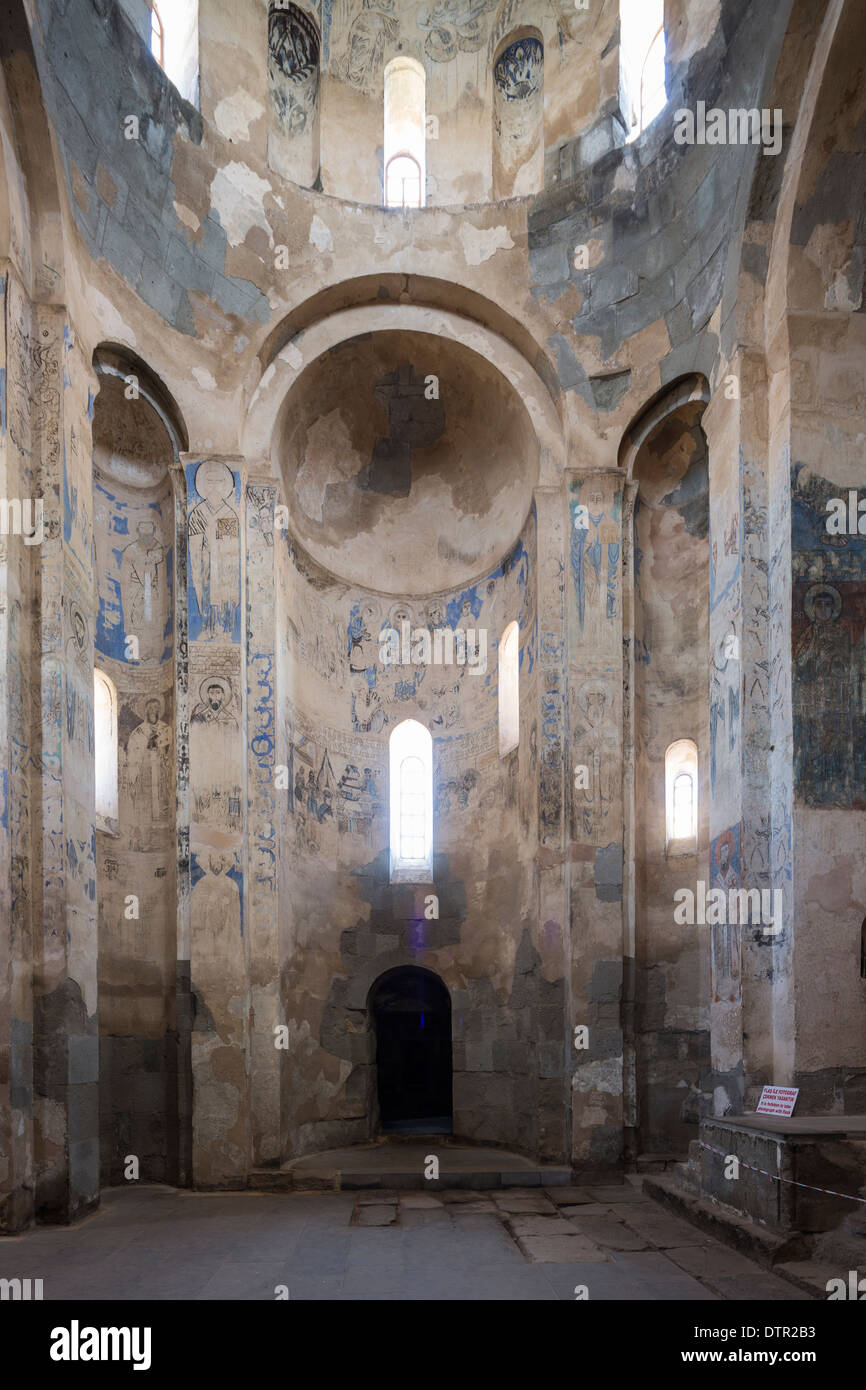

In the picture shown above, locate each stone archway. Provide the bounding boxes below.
[368,966,453,1135]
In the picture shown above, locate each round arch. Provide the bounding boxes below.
[367,965,453,1135]
[242,301,564,479]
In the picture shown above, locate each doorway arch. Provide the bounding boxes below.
[368,967,453,1135]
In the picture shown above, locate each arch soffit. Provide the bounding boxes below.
[243,302,564,484]
[367,964,452,1011]
[764,0,847,332]
[617,373,710,478]
[93,342,190,459]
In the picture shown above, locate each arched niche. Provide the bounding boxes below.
[91,345,188,1190]
[368,966,453,1135]
[623,377,711,1158]
[492,29,544,200]
[267,1,320,188]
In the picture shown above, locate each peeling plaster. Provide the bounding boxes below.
[309,215,334,253]
[210,162,273,249]
[213,88,265,144]
[192,365,218,391]
[458,223,514,266]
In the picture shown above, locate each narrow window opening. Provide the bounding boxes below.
[390,719,433,881]
[620,0,666,140]
[147,0,199,106]
[94,669,119,833]
[498,619,519,757]
[150,2,165,69]
[665,738,698,852]
[384,57,425,208]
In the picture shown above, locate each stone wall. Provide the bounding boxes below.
[275,513,553,1158]
[2,0,866,1232]
[91,367,181,1186]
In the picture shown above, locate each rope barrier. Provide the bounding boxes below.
[698,1140,866,1204]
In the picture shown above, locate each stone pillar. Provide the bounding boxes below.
[183,453,250,1187]
[533,486,569,1162]
[0,266,36,1231]
[245,474,280,1168]
[32,306,100,1223]
[737,350,793,1100]
[701,379,747,1116]
[564,470,626,1177]
[702,353,787,1114]
[620,477,639,1161]
[170,457,193,1187]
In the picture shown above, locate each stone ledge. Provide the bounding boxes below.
[643,1173,812,1277]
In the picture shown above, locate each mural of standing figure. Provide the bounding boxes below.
[120,516,167,661]
[189,461,240,638]
[126,696,172,824]
[794,583,850,801]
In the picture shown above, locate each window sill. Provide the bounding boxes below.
[665,836,697,859]
[390,861,434,886]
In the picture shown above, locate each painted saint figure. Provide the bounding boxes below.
[190,676,238,727]
[120,516,166,662]
[794,583,849,800]
[188,461,240,638]
[711,830,741,988]
[127,696,172,824]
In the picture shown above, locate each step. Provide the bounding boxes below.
[250,1141,573,1192]
[643,1173,811,1273]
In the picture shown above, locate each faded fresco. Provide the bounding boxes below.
[792,464,866,808]
[186,460,242,644]
[94,480,173,664]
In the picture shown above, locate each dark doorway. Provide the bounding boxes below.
[369,967,452,1135]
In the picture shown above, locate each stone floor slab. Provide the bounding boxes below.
[356,1205,398,1227]
[665,1244,766,1279]
[506,1213,571,1236]
[566,1217,650,1250]
[518,1233,610,1263]
[492,1193,557,1213]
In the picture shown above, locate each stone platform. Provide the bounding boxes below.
[649,1115,866,1238]
[250,1140,572,1192]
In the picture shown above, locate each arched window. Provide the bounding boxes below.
[640,26,666,133]
[94,669,119,832]
[147,0,199,105]
[665,739,697,851]
[385,154,422,210]
[150,3,165,68]
[498,620,519,757]
[620,0,666,141]
[390,719,433,881]
[384,57,425,208]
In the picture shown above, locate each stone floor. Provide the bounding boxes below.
[0,1178,818,1300]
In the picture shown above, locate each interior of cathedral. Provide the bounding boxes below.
[0,0,865,1325]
